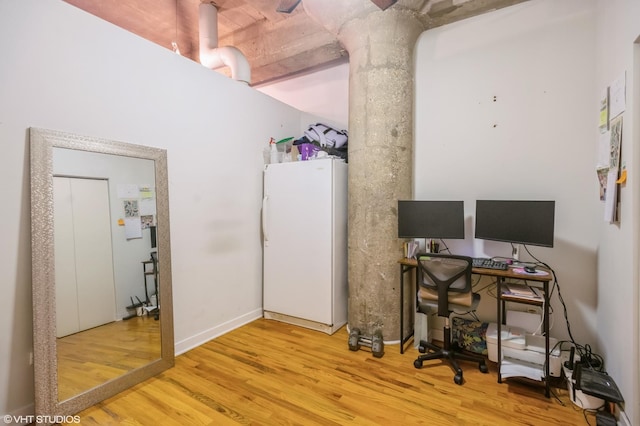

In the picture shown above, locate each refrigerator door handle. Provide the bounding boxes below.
[262,195,269,244]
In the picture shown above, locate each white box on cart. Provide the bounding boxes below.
[486,323,562,377]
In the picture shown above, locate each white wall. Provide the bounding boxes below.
[257,61,350,130]
[415,0,599,343]
[0,0,306,417]
[594,0,640,424]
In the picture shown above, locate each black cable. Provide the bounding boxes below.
[473,280,496,296]
[438,238,451,254]
[523,245,606,372]
[476,277,499,299]
[470,274,489,291]
[522,245,573,336]
[549,386,565,406]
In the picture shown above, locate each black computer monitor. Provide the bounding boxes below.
[397,200,465,239]
[474,200,555,247]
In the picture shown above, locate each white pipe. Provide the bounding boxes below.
[199,3,251,84]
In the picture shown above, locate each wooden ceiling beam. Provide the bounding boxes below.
[62,0,530,86]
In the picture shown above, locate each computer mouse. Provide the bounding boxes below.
[524,266,536,273]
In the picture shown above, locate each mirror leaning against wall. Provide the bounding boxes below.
[30,128,174,424]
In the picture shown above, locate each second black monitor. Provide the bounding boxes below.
[397,200,465,239]
[475,200,555,248]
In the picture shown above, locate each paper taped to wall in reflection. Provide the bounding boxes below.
[139,185,153,197]
[125,217,142,239]
[139,197,156,215]
[140,215,154,229]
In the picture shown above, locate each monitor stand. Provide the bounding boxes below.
[512,244,521,262]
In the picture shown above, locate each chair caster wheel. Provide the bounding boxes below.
[418,345,426,353]
[479,363,488,373]
[414,359,423,369]
[454,374,463,385]
[348,328,361,351]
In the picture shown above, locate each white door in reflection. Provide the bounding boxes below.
[54,176,116,337]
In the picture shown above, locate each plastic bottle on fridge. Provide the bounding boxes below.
[269,138,279,164]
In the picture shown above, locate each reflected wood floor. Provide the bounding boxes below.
[57,315,161,401]
[71,319,592,425]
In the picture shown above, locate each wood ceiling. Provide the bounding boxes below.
[62,0,528,86]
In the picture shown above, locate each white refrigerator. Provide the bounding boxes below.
[262,158,348,334]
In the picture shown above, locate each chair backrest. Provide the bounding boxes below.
[416,253,473,317]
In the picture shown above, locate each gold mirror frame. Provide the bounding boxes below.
[30,128,174,423]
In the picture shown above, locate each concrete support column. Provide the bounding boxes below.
[304,0,424,340]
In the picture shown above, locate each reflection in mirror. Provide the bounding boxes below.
[53,148,161,401]
[31,128,174,424]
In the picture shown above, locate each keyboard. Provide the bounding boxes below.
[472,258,509,270]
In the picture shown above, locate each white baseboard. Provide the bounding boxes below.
[174,309,263,356]
[264,311,345,335]
[616,406,632,426]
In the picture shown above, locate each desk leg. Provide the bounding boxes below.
[143,263,150,304]
[399,264,415,354]
[400,264,404,354]
[544,280,550,398]
[497,277,502,384]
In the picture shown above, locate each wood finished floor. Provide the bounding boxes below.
[71,318,593,425]
[57,315,161,401]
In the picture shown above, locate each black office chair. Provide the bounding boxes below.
[413,253,488,385]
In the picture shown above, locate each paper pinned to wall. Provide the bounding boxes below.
[604,168,618,223]
[597,131,610,168]
[597,167,608,201]
[139,198,156,216]
[598,88,609,133]
[125,217,142,239]
[139,185,154,199]
[609,72,626,120]
[609,116,623,169]
[123,200,139,218]
[140,215,154,229]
